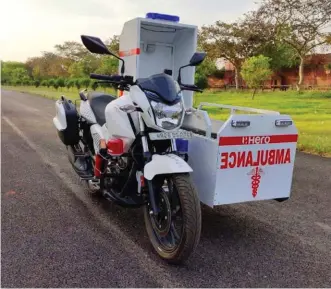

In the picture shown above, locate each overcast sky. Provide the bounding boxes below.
[0,0,259,62]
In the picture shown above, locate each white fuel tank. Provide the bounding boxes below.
[104,94,139,152]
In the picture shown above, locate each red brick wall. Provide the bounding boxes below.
[211,54,331,88]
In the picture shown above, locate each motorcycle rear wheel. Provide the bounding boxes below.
[143,173,201,264]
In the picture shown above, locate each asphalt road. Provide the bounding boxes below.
[1,89,331,288]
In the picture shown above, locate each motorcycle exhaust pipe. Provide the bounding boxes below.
[94,139,107,178]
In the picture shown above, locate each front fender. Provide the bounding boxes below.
[144,154,193,180]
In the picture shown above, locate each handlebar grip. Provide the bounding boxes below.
[180,84,203,92]
[90,73,122,82]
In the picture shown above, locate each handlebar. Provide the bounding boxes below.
[90,73,122,82]
[180,84,203,93]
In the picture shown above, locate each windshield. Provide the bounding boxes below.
[136,73,181,105]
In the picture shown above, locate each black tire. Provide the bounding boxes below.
[144,173,201,264]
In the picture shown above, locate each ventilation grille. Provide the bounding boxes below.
[92,133,101,154]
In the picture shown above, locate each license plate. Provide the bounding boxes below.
[149,130,193,140]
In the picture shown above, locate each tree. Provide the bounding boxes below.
[199,21,267,89]
[194,57,218,88]
[68,55,101,78]
[94,57,118,75]
[257,0,331,91]
[54,41,88,61]
[241,55,273,99]
[105,35,120,53]
[240,11,299,71]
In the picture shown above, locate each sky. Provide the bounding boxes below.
[0,0,259,62]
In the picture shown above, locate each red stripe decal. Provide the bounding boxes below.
[219,134,298,146]
[119,48,140,57]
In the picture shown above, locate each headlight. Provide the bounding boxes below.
[150,101,184,130]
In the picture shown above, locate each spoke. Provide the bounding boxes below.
[169,230,176,246]
[171,222,181,241]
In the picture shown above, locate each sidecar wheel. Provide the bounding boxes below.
[144,173,201,264]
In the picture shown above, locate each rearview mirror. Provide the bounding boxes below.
[81,35,112,55]
[189,52,206,66]
[81,35,126,75]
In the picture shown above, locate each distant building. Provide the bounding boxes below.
[209,53,331,88]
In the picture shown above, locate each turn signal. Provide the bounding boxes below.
[107,138,124,156]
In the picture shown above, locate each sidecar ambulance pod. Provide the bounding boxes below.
[119,14,198,108]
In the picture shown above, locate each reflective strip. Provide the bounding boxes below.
[119,48,140,57]
[219,134,298,146]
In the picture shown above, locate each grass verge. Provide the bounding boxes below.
[3,86,331,157]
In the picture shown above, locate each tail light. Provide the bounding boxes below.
[107,138,124,156]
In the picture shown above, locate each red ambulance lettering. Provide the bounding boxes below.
[220,148,291,169]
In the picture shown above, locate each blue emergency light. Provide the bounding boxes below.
[146,13,180,22]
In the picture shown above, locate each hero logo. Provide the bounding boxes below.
[242,136,271,145]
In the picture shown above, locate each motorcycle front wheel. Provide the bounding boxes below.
[143,173,201,264]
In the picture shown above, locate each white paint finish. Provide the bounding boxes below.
[104,94,137,152]
[213,114,298,206]
[80,100,97,124]
[187,135,218,207]
[144,154,193,180]
[90,124,105,154]
[185,112,298,207]
[119,17,197,108]
[139,42,173,78]
[53,100,67,130]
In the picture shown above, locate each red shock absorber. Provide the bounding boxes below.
[94,139,107,178]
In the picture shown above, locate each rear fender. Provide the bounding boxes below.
[144,154,192,180]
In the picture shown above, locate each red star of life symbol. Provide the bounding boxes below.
[247,167,264,198]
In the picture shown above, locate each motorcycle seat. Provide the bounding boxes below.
[87,92,116,126]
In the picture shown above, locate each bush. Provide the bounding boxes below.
[41,80,48,87]
[34,79,41,88]
[195,74,208,89]
[48,79,55,88]
[22,78,31,86]
[75,79,81,90]
[91,81,99,91]
[80,78,91,88]
[56,78,65,90]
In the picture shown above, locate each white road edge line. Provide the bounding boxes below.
[315,222,331,234]
[2,115,181,288]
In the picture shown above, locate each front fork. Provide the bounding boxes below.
[138,113,176,216]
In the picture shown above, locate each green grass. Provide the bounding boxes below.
[3,86,331,157]
[194,90,331,157]
[3,86,116,101]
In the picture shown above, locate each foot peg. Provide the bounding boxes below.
[87,179,100,192]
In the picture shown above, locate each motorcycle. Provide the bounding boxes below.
[53,35,206,264]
